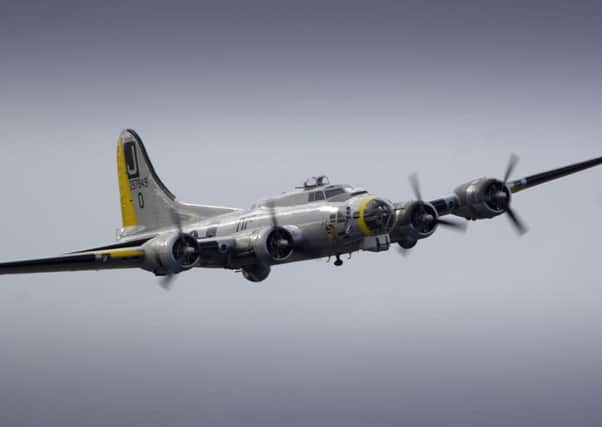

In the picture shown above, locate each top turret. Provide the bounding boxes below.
[301,175,330,190]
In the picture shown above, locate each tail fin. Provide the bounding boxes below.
[116,129,241,237]
[117,129,178,234]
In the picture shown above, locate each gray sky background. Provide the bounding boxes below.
[1,1,601,426]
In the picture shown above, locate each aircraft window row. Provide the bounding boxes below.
[308,191,325,202]
[236,216,254,232]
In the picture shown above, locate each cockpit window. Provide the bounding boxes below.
[252,184,362,208]
[325,188,346,199]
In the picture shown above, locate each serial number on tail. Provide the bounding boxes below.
[129,177,149,191]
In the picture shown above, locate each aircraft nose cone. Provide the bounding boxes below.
[276,238,290,248]
[422,214,435,225]
[494,190,508,206]
[362,198,394,233]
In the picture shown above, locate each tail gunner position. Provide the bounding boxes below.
[1,129,601,286]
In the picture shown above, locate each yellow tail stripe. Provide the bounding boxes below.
[116,138,138,227]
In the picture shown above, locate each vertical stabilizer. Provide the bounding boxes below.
[116,129,177,235]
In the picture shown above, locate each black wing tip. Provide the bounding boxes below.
[510,155,602,193]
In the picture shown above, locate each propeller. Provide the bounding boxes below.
[409,173,468,233]
[492,154,528,236]
[264,200,296,260]
[160,273,177,290]
[398,174,467,258]
[159,207,199,290]
[159,272,175,290]
[159,207,183,289]
[409,173,423,202]
[397,246,411,257]
[266,199,279,229]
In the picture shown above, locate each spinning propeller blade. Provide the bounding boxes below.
[504,153,520,184]
[501,154,529,236]
[409,173,467,232]
[399,173,467,257]
[409,173,423,201]
[506,206,528,236]
[158,206,199,290]
[158,205,183,290]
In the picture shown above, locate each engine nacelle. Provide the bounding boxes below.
[252,226,303,264]
[392,201,439,248]
[142,233,201,275]
[453,178,511,220]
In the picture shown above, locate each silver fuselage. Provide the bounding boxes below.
[122,188,394,270]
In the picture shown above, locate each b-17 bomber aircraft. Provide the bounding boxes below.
[1,129,601,286]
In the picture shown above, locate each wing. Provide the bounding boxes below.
[0,247,145,275]
[430,155,602,217]
[0,233,252,276]
[389,155,601,248]
[508,156,602,194]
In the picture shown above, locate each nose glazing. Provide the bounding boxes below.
[363,198,393,234]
